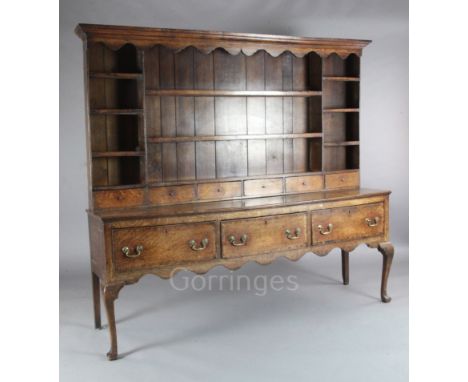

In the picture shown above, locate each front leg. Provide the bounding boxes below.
[102,283,124,360]
[377,242,395,303]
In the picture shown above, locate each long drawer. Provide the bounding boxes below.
[221,213,308,259]
[311,203,384,244]
[112,222,217,272]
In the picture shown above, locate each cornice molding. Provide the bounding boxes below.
[76,24,371,58]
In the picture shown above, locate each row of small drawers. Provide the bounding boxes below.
[95,171,359,209]
[112,201,383,273]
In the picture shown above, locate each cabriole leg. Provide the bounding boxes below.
[92,272,101,329]
[341,250,349,285]
[377,242,395,303]
[102,284,124,361]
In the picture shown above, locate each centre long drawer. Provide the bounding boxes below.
[221,213,308,259]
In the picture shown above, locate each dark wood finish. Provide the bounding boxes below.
[76,24,393,360]
[341,250,349,285]
[322,59,359,150]
[92,272,101,329]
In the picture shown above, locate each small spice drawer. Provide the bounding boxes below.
[325,171,359,190]
[112,222,217,272]
[311,202,384,244]
[149,185,195,205]
[285,175,324,193]
[197,181,242,200]
[243,178,283,197]
[93,188,144,209]
[221,213,308,259]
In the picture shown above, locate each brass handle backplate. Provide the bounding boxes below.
[122,245,143,258]
[228,234,248,246]
[285,228,301,240]
[365,217,380,227]
[318,223,333,235]
[189,238,209,251]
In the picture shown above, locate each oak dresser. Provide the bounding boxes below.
[75,24,394,360]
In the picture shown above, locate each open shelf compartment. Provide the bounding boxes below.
[322,53,360,172]
[87,43,144,188]
[92,156,144,187]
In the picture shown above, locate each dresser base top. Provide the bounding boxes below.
[89,188,390,222]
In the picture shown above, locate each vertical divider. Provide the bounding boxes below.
[193,48,197,181]
[320,54,325,173]
[212,52,217,178]
[158,47,164,183]
[264,52,267,175]
[160,47,177,181]
[282,52,293,174]
[174,50,178,181]
[140,48,149,204]
[245,50,249,177]
[352,54,361,174]
[103,45,111,186]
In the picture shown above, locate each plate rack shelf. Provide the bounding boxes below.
[81,27,366,208]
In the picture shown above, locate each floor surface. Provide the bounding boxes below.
[60,245,408,382]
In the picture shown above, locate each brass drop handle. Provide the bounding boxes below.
[285,228,301,240]
[228,234,248,246]
[365,217,380,227]
[318,223,333,235]
[122,245,143,258]
[189,238,209,251]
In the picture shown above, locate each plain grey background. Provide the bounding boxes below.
[60,0,408,381]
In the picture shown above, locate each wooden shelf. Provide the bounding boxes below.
[93,183,145,191]
[323,76,360,82]
[90,109,143,115]
[323,108,359,113]
[148,133,322,143]
[92,151,145,158]
[146,171,324,188]
[324,141,360,147]
[146,89,322,97]
[90,72,143,79]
